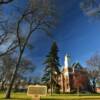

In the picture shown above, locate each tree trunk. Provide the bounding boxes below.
[5,66,18,98]
[77,86,80,96]
[0,80,5,91]
[50,72,53,95]
[5,52,23,98]
[51,80,53,95]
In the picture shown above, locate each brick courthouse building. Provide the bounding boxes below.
[58,55,89,93]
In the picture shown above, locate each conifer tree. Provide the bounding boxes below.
[42,42,60,94]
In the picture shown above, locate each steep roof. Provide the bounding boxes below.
[72,62,83,70]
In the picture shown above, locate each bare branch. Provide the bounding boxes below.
[0,33,7,45]
[16,8,38,52]
[0,0,14,5]
[0,44,18,56]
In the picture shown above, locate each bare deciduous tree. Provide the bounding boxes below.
[3,0,57,99]
[0,54,35,91]
[80,0,100,18]
[87,53,100,71]
[86,53,100,92]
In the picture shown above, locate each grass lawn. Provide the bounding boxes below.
[42,93,100,100]
[0,92,100,100]
[0,92,31,100]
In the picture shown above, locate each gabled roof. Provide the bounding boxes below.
[72,62,83,70]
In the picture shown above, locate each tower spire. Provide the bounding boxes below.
[63,54,71,92]
[64,54,70,68]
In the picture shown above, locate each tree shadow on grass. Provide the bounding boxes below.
[11,98,31,100]
[12,98,31,100]
[0,98,31,100]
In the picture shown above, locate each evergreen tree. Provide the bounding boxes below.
[41,42,60,94]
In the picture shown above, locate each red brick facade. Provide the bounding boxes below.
[58,56,89,93]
